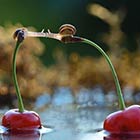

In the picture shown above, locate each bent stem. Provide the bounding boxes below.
[12,41,25,112]
[81,38,126,110]
[13,25,125,110]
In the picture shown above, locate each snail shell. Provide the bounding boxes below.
[13,28,27,42]
[59,24,76,36]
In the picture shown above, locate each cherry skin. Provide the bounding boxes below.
[104,105,140,134]
[2,109,42,132]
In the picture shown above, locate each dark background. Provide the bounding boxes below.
[0,0,140,65]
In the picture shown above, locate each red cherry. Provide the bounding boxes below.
[104,105,140,134]
[2,109,42,132]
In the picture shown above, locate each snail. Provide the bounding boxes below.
[59,24,76,36]
[13,28,27,42]
[58,24,82,43]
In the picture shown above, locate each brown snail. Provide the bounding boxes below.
[59,24,76,36]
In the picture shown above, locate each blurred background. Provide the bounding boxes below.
[0,0,140,108]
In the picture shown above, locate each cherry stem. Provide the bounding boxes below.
[12,41,25,112]
[81,38,126,110]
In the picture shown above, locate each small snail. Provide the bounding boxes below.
[13,28,27,42]
[59,24,76,36]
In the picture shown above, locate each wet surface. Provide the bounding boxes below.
[0,86,139,140]
[37,105,114,140]
[0,105,113,140]
[37,104,140,140]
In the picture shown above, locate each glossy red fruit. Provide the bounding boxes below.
[2,109,41,132]
[104,105,140,134]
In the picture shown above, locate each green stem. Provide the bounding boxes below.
[12,41,25,112]
[81,38,126,110]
